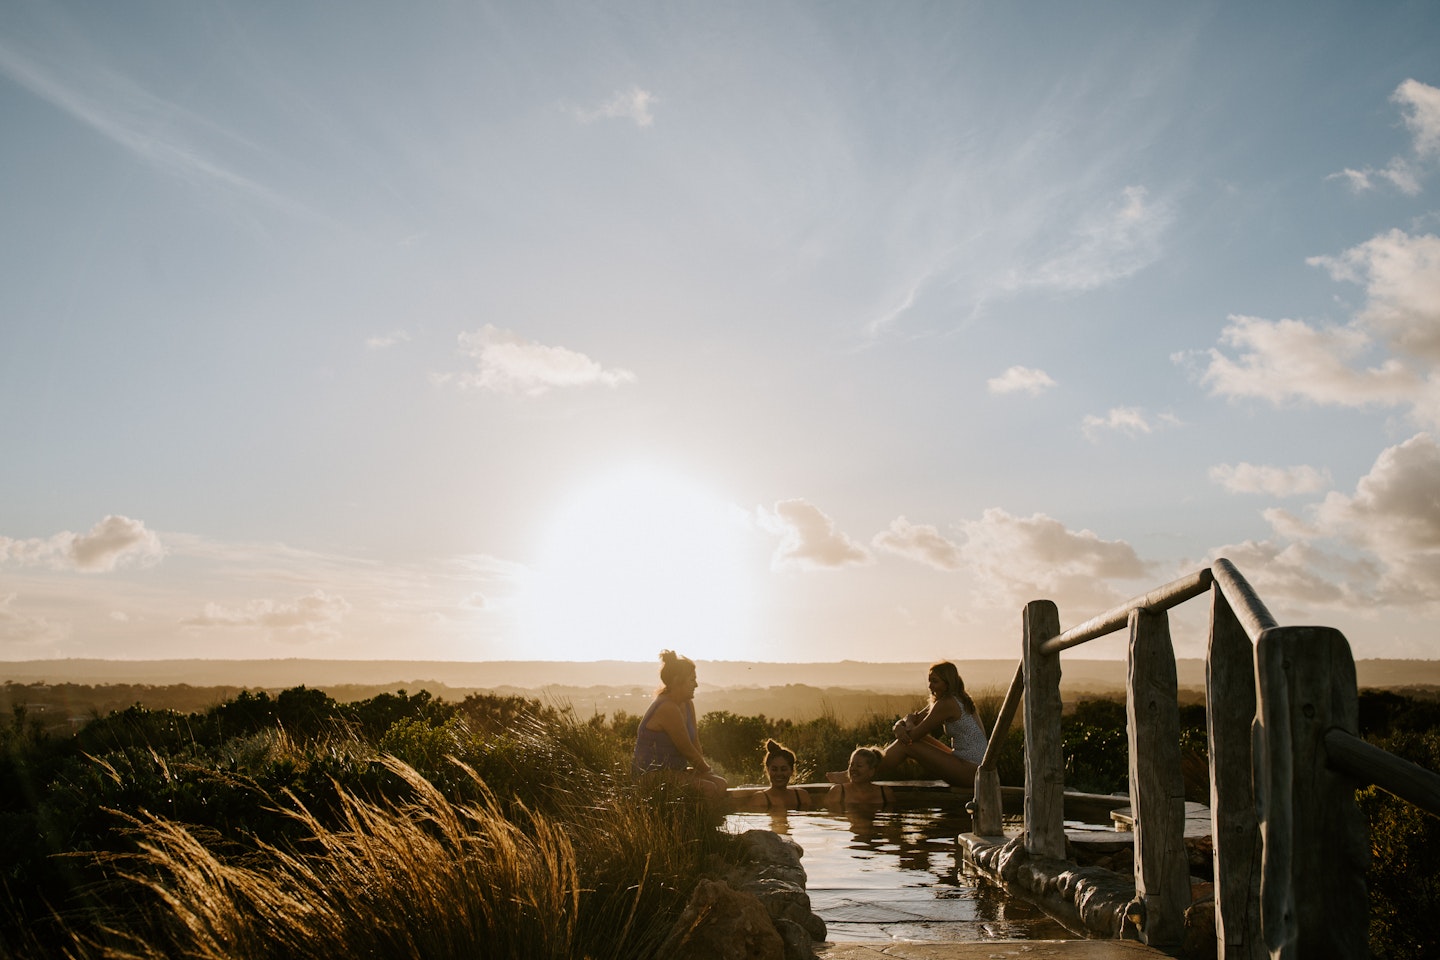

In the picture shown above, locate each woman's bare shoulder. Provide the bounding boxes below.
[933,696,964,719]
[647,697,684,724]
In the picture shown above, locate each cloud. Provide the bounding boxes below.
[1206,539,1369,609]
[1234,434,1440,607]
[959,507,1151,612]
[1198,314,1421,408]
[1308,229,1440,362]
[181,589,352,640]
[987,365,1057,396]
[872,516,962,570]
[1025,185,1173,292]
[437,325,636,396]
[0,515,164,572]
[1196,230,1440,425]
[366,330,411,349]
[571,86,658,127]
[1081,406,1179,439]
[1398,78,1440,160]
[758,499,870,571]
[1209,462,1332,496]
[1330,79,1440,195]
[1316,433,1440,549]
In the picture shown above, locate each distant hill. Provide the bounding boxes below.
[3,658,1437,725]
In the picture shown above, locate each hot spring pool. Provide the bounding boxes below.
[725,806,1078,943]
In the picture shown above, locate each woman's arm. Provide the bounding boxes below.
[902,698,961,742]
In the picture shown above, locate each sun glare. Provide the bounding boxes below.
[519,464,755,661]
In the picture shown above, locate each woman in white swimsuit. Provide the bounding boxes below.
[835,660,988,788]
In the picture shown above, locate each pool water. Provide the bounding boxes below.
[725,807,1079,943]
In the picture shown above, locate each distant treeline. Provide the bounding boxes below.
[1,679,939,730]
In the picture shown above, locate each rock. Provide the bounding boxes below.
[772,917,814,960]
[739,830,805,870]
[1180,883,1217,960]
[655,878,786,960]
[751,862,807,887]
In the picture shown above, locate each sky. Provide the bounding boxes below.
[2,1,1440,667]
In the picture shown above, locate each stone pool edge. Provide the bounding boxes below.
[959,832,1140,941]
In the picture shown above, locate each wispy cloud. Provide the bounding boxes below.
[0,593,66,647]
[1209,462,1331,496]
[864,273,929,339]
[987,365,1057,396]
[365,330,412,350]
[0,37,298,213]
[569,86,658,128]
[1330,79,1440,195]
[434,325,636,397]
[1022,185,1173,292]
[1081,406,1179,440]
[181,589,352,641]
[758,499,870,571]
[0,515,164,573]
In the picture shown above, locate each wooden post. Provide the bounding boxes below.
[1127,607,1189,948]
[1254,627,1369,959]
[973,661,1023,837]
[1023,599,1065,859]
[1206,585,1264,960]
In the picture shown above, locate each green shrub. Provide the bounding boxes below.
[1361,729,1440,960]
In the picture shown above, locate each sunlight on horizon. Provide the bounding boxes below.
[517,463,757,662]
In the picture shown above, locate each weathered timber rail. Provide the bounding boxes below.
[966,558,1440,959]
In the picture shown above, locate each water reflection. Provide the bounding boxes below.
[727,805,974,890]
[725,806,1078,941]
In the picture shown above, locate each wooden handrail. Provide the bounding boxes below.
[1211,558,1277,643]
[1326,728,1440,817]
[1038,568,1214,656]
[978,661,1023,771]
[971,557,1440,957]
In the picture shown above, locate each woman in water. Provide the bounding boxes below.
[741,739,813,811]
[631,650,729,801]
[828,660,988,789]
[824,746,893,807]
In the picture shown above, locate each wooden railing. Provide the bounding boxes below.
[969,558,1440,959]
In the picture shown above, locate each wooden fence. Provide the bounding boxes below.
[969,558,1440,959]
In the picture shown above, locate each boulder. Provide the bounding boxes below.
[655,878,786,960]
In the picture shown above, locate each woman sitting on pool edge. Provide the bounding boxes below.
[825,746,894,807]
[740,739,813,811]
[828,660,988,789]
[631,650,729,802]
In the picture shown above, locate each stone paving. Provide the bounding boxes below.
[817,941,1170,959]
[811,876,1078,944]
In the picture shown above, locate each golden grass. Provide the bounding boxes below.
[76,759,580,959]
[60,752,731,960]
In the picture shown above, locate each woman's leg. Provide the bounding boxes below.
[908,740,977,786]
[874,738,976,786]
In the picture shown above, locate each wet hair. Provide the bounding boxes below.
[848,746,883,771]
[928,660,977,716]
[763,738,796,767]
[657,649,697,695]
